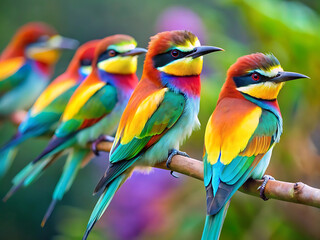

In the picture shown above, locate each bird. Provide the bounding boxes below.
[3,34,146,226]
[201,53,309,240]
[0,39,100,177]
[82,30,224,240]
[0,22,78,117]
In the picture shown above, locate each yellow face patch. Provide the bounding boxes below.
[158,56,203,76]
[157,37,203,76]
[98,55,138,74]
[26,47,61,64]
[237,81,284,100]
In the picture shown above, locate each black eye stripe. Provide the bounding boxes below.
[97,49,119,62]
[80,58,92,66]
[233,71,270,88]
[153,49,193,68]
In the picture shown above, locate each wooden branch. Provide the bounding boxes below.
[94,141,320,209]
[8,112,319,208]
[10,112,320,208]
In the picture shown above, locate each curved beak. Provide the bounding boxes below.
[122,47,147,56]
[186,45,224,59]
[271,71,310,83]
[47,35,79,50]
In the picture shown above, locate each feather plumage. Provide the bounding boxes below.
[6,35,141,225]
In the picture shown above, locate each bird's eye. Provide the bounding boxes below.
[80,58,91,66]
[38,35,49,42]
[252,73,260,81]
[108,50,116,57]
[171,49,179,58]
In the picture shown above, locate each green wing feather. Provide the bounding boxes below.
[94,91,185,194]
[55,84,118,138]
[110,91,185,163]
[206,110,279,214]
[0,62,31,94]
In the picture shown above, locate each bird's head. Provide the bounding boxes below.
[67,39,100,77]
[144,30,223,78]
[93,34,147,75]
[227,53,309,100]
[7,22,79,64]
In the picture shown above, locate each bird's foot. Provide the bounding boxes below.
[258,175,275,201]
[166,149,189,168]
[166,149,189,178]
[91,135,114,156]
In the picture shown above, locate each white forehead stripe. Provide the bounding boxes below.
[108,43,136,53]
[254,66,283,78]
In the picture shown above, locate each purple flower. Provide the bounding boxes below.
[155,6,207,43]
[98,169,182,239]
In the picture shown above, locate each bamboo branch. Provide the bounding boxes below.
[95,141,320,209]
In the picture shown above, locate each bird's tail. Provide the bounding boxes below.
[82,173,128,240]
[0,132,27,177]
[41,148,88,227]
[0,146,18,177]
[201,201,230,240]
[3,151,62,202]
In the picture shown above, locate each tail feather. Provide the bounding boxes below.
[0,132,25,151]
[0,132,25,177]
[33,135,75,164]
[3,158,52,202]
[201,202,230,240]
[0,147,17,177]
[41,149,88,227]
[41,199,57,227]
[4,152,63,202]
[83,174,128,240]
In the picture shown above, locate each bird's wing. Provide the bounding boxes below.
[55,75,118,138]
[30,75,78,116]
[94,87,186,193]
[0,57,30,93]
[18,75,79,134]
[31,76,118,163]
[204,98,279,215]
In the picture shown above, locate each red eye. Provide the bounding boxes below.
[252,73,260,81]
[171,49,179,58]
[108,50,116,57]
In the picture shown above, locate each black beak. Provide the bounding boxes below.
[122,47,147,56]
[186,46,224,59]
[271,71,309,83]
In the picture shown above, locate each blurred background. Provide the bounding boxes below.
[0,0,319,239]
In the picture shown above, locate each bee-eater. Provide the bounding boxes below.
[4,34,146,226]
[82,30,223,240]
[0,40,99,177]
[202,53,308,240]
[0,22,78,116]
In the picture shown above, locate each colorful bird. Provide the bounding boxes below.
[202,53,308,240]
[0,39,99,177]
[4,34,146,226]
[82,30,223,240]
[0,22,78,116]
